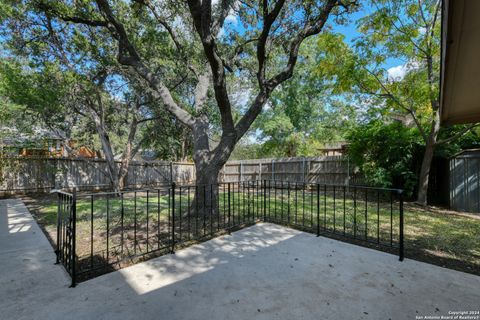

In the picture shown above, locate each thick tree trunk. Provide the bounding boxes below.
[192,160,223,216]
[188,117,233,218]
[190,118,220,216]
[416,110,441,206]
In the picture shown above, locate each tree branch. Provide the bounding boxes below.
[212,0,232,36]
[436,124,478,145]
[135,0,184,52]
[234,0,339,141]
[137,116,163,124]
[267,0,338,89]
[256,0,287,88]
[360,67,429,142]
[187,0,235,132]
[90,0,196,128]
[42,3,193,129]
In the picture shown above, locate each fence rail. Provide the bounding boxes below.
[55,181,404,287]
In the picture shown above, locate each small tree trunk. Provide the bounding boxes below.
[416,109,441,206]
[118,158,129,190]
[90,109,121,193]
[98,130,121,193]
[416,139,436,205]
[118,117,138,190]
[180,137,187,162]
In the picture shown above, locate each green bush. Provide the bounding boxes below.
[346,120,422,196]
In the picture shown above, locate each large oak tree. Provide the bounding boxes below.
[2,0,357,212]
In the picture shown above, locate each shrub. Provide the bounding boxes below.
[346,120,421,196]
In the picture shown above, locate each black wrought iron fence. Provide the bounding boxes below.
[55,190,77,287]
[263,181,404,255]
[55,181,404,287]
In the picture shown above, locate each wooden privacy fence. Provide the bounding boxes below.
[0,157,195,193]
[221,156,358,185]
[0,156,358,194]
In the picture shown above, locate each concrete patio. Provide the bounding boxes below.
[1,199,479,320]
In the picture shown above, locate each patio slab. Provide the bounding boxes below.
[0,199,479,320]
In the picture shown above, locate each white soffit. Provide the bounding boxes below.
[440,0,480,125]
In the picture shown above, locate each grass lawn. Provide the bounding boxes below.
[403,203,480,274]
[22,190,480,276]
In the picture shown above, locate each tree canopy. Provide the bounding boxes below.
[1,0,479,205]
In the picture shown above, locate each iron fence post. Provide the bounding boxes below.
[228,183,231,233]
[171,183,176,254]
[316,184,320,237]
[263,180,267,222]
[287,182,290,224]
[399,190,404,261]
[70,188,77,288]
[120,193,124,258]
[353,186,357,239]
[55,193,61,264]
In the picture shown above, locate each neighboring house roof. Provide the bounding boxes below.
[0,126,63,146]
[440,0,480,125]
[318,142,348,155]
[320,142,348,150]
[1,126,97,158]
